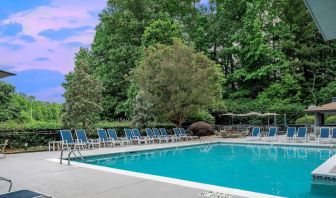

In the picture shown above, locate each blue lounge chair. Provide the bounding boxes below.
[152,128,168,143]
[296,127,307,142]
[97,129,114,147]
[124,128,135,144]
[250,127,261,141]
[318,127,330,143]
[75,129,100,149]
[159,128,177,142]
[331,128,336,143]
[132,128,148,144]
[107,129,130,146]
[59,130,85,149]
[145,128,160,143]
[179,128,198,140]
[265,127,277,141]
[173,128,185,141]
[284,127,296,141]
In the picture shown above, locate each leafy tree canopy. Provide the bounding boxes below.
[135,39,223,126]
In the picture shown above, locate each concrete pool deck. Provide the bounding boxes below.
[0,137,335,198]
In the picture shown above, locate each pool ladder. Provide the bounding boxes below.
[60,148,84,165]
[331,144,336,150]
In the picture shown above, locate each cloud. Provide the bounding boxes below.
[3,69,65,103]
[18,34,36,42]
[0,65,16,71]
[0,0,106,74]
[34,57,49,61]
[63,41,85,48]
[0,0,52,20]
[29,86,65,103]
[38,25,92,41]
[0,23,23,36]
[0,42,22,50]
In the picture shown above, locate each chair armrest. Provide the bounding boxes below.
[88,138,100,143]
[0,177,12,192]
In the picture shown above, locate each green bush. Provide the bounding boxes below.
[326,115,336,125]
[187,111,215,124]
[95,121,131,128]
[295,116,315,125]
[189,121,214,136]
[0,121,62,132]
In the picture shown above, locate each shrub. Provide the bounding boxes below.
[187,110,215,124]
[189,121,214,136]
[295,116,315,125]
[0,121,62,132]
[326,115,336,125]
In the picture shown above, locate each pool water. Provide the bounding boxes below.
[74,143,336,198]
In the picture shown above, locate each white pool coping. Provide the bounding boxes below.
[47,139,336,198]
[47,157,281,198]
[312,154,336,177]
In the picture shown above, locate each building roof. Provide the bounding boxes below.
[304,0,336,41]
[0,70,16,79]
[304,102,336,113]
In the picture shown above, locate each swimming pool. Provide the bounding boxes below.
[73,143,336,198]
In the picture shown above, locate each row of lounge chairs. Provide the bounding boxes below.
[250,127,336,143]
[59,128,198,150]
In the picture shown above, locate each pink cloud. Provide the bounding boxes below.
[0,0,106,74]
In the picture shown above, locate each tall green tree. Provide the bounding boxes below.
[62,48,103,130]
[142,19,182,47]
[135,39,223,126]
[91,0,200,120]
[0,81,15,121]
[282,0,336,105]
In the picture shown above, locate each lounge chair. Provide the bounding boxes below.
[107,129,130,146]
[124,128,135,145]
[152,128,169,143]
[132,128,148,144]
[296,127,307,142]
[159,128,177,142]
[173,128,185,141]
[318,127,330,144]
[0,140,8,158]
[249,127,261,141]
[75,129,100,149]
[145,128,160,143]
[0,177,52,197]
[179,128,198,140]
[284,127,296,141]
[97,129,115,147]
[265,127,277,141]
[59,130,86,149]
[331,128,336,143]
[176,128,191,141]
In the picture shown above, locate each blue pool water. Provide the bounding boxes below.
[74,143,336,198]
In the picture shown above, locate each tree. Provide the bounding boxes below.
[135,39,223,126]
[142,19,182,47]
[0,81,15,121]
[62,48,103,130]
[131,91,153,128]
[91,0,200,120]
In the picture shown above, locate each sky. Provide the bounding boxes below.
[0,0,107,103]
[0,0,209,103]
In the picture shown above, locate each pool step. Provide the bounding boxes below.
[312,154,336,186]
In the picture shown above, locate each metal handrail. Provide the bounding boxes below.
[60,148,84,165]
[331,144,336,151]
[0,177,12,192]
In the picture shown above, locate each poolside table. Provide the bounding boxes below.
[48,141,62,151]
